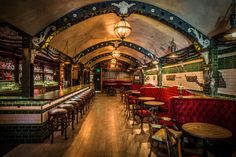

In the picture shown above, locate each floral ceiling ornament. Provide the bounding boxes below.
[188,28,210,49]
[112,1,136,16]
[112,41,121,48]
[32,26,56,47]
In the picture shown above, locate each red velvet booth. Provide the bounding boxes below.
[170,97,236,143]
[130,83,155,91]
[140,86,192,114]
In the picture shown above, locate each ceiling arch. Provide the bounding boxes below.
[73,39,158,63]
[84,52,142,66]
[50,13,192,60]
[89,56,135,67]
[78,45,151,64]
[32,0,210,51]
[92,59,130,69]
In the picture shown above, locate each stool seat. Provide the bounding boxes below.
[48,108,68,143]
[58,104,74,110]
[65,100,78,105]
[58,104,75,130]
[48,108,67,115]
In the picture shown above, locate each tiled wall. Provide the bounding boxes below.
[217,51,236,96]
[162,59,204,91]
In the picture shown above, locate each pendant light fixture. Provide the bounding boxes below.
[114,18,132,40]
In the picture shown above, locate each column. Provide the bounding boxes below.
[158,63,162,87]
[203,40,218,96]
[22,36,34,97]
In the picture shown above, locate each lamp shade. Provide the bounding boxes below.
[111,58,117,64]
[112,50,121,58]
[114,18,132,40]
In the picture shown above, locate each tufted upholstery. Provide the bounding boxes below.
[130,84,143,90]
[140,86,192,115]
[170,97,236,143]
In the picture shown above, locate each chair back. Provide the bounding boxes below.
[164,126,182,157]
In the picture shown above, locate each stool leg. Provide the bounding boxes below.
[76,108,79,124]
[64,116,67,140]
[50,120,54,144]
[72,110,75,130]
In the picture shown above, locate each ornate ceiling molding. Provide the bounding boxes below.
[73,40,158,63]
[84,52,142,66]
[33,0,210,51]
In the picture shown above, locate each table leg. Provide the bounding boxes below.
[140,116,145,134]
[203,139,208,157]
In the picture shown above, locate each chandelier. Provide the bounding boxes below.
[111,58,117,64]
[112,49,121,58]
[114,18,132,40]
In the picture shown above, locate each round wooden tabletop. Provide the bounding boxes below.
[105,83,117,86]
[131,91,141,94]
[182,122,232,140]
[138,97,155,101]
[144,101,164,106]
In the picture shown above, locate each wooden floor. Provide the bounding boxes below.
[4,94,235,157]
[3,94,152,157]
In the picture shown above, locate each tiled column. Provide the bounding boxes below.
[158,63,162,87]
[22,36,34,97]
[203,40,218,96]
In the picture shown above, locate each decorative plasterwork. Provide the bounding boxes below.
[112,1,135,16]
[33,0,210,50]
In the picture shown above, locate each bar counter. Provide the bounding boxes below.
[0,85,90,143]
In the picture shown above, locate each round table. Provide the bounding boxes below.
[182,122,232,157]
[137,97,155,133]
[131,91,141,95]
[138,97,155,101]
[144,101,164,107]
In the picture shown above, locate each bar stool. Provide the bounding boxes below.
[71,97,85,115]
[64,100,82,124]
[48,108,68,144]
[58,104,75,130]
[80,95,89,111]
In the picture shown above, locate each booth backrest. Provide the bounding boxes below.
[140,86,192,113]
[130,84,143,90]
[170,97,236,142]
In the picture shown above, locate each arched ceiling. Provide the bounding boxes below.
[0,0,232,67]
[50,13,191,58]
[0,0,231,36]
[89,56,134,67]
[79,45,149,64]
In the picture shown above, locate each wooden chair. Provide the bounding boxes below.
[148,110,182,157]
